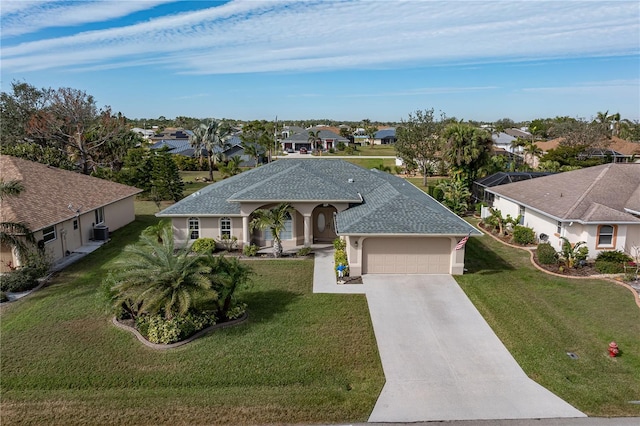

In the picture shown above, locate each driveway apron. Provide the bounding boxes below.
[364,274,586,423]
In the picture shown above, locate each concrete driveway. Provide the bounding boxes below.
[363,274,586,423]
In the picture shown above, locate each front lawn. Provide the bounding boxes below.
[0,212,384,425]
[457,221,640,416]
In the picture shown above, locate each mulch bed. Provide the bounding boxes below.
[478,221,600,278]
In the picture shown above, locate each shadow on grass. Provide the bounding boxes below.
[464,237,515,275]
[242,289,301,323]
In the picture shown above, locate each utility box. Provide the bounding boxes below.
[94,225,109,241]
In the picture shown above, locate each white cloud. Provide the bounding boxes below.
[0,0,178,37]
[2,1,638,74]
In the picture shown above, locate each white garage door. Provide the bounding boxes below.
[363,237,451,274]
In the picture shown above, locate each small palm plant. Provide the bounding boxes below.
[559,236,588,269]
[209,256,252,320]
[250,203,293,258]
[109,226,216,320]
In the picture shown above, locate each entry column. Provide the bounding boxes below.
[242,215,250,246]
[303,214,312,246]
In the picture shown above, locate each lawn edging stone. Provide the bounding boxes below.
[112,313,248,350]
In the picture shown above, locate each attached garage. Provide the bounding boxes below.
[362,237,452,274]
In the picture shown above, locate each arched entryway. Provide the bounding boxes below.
[312,205,337,243]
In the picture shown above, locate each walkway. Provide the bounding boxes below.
[312,249,586,422]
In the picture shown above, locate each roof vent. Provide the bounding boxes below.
[348,178,354,183]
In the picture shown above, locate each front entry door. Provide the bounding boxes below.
[313,206,337,243]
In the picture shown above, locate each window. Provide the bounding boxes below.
[42,226,56,243]
[95,207,105,224]
[188,217,200,240]
[73,219,78,230]
[556,221,562,234]
[220,217,231,238]
[597,225,616,247]
[518,205,525,225]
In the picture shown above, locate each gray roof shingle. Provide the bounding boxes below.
[158,159,478,236]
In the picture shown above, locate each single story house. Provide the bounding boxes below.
[281,128,349,152]
[485,163,640,258]
[0,156,142,272]
[157,159,480,275]
[373,128,397,145]
[148,127,193,143]
[533,136,640,168]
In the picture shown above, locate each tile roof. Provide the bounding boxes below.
[158,159,477,236]
[486,163,640,223]
[535,136,640,156]
[1,156,142,231]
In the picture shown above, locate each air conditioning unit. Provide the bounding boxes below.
[93,225,109,241]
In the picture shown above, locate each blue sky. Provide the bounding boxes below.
[2,0,639,123]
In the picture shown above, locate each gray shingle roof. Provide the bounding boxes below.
[158,159,478,236]
[283,128,349,143]
[486,163,640,223]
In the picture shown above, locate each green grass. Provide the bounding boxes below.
[457,220,640,416]
[344,145,396,157]
[0,210,384,425]
[341,157,396,171]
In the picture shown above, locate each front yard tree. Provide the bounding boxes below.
[441,123,493,190]
[110,227,214,320]
[308,130,322,152]
[250,203,293,258]
[190,119,232,182]
[241,120,275,162]
[395,108,445,186]
[0,81,48,147]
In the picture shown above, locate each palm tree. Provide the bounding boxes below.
[522,140,543,168]
[308,130,322,153]
[250,203,293,258]
[219,155,242,178]
[190,119,231,182]
[441,123,494,190]
[110,227,215,320]
[0,179,36,266]
[436,180,471,216]
[209,256,252,320]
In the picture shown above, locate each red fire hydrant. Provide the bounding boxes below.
[608,341,619,357]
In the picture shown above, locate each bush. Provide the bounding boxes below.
[595,251,632,274]
[296,246,312,256]
[191,238,216,254]
[328,148,335,154]
[0,254,50,292]
[345,146,355,155]
[512,226,536,245]
[0,291,8,303]
[136,311,217,344]
[336,141,346,151]
[537,243,558,265]
[226,302,247,320]
[242,244,258,257]
[216,235,238,252]
[333,238,346,251]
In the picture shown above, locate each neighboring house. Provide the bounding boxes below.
[281,128,349,152]
[472,171,555,204]
[157,159,479,275]
[131,127,155,140]
[492,132,519,153]
[534,136,640,168]
[0,156,142,272]
[148,127,193,143]
[151,135,243,159]
[485,163,640,258]
[373,128,397,145]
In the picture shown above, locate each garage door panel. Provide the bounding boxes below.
[363,238,450,274]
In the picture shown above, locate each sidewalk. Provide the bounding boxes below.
[312,246,364,294]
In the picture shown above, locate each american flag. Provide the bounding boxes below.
[455,232,471,250]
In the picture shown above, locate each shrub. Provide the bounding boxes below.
[242,244,258,257]
[0,254,50,292]
[333,238,346,251]
[345,146,355,155]
[537,243,558,265]
[512,226,536,245]
[336,141,346,151]
[0,291,8,303]
[394,166,404,175]
[136,311,217,344]
[191,238,216,254]
[216,235,238,252]
[226,302,247,320]
[296,246,312,256]
[595,250,632,274]
[328,148,335,154]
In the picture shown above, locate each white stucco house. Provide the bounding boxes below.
[485,163,640,259]
[157,159,480,275]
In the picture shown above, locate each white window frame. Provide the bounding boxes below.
[42,225,56,243]
[220,217,231,238]
[95,207,105,224]
[188,217,200,240]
